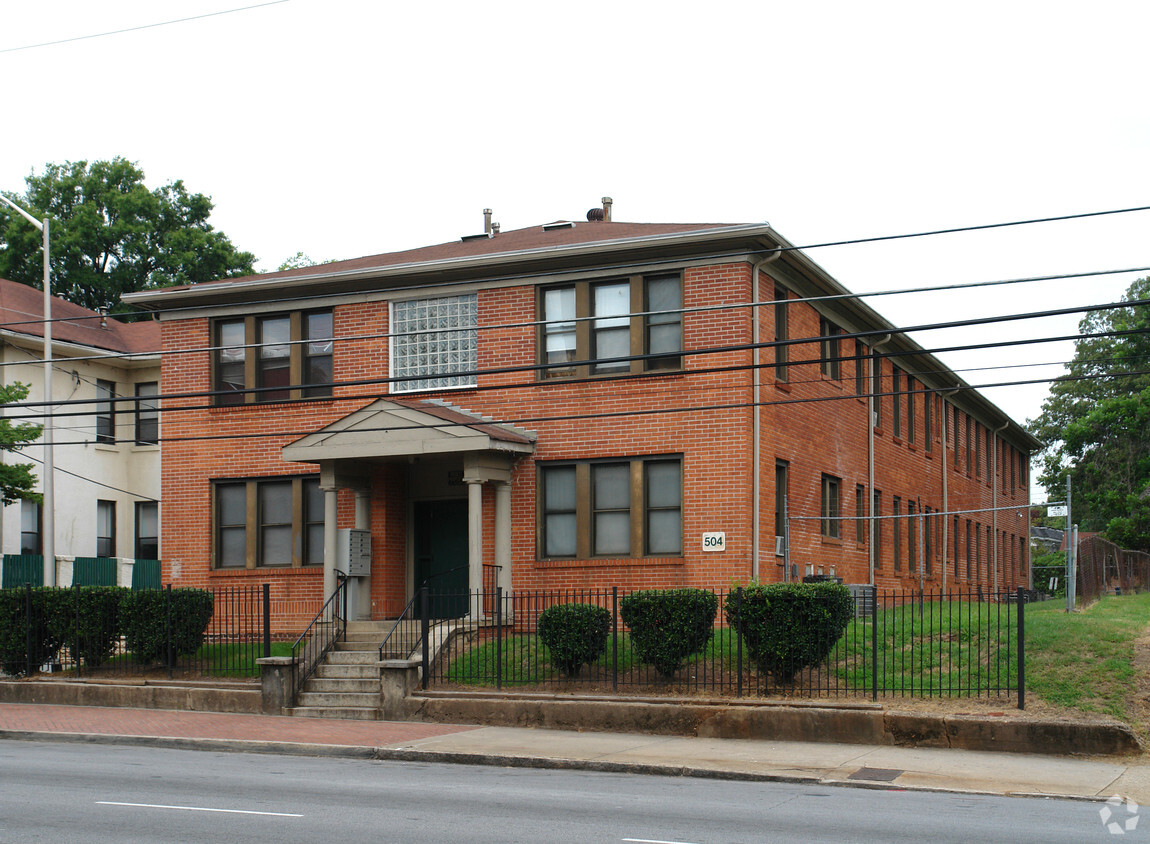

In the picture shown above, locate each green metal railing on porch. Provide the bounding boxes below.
[1,555,43,588]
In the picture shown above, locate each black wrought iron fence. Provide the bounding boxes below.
[0,583,271,679]
[418,585,1026,708]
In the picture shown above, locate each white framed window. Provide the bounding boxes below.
[390,294,477,393]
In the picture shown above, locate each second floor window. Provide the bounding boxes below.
[819,317,841,380]
[391,294,477,393]
[540,274,682,379]
[96,380,115,443]
[135,382,159,445]
[214,310,333,405]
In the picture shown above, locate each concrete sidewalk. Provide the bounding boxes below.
[1,702,1147,803]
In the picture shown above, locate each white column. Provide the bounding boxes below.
[323,486,339,598]
[353,489,371,620]
[466,478,483,594]
[494,481,511,593]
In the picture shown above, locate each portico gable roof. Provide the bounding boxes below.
[282,398,536,464]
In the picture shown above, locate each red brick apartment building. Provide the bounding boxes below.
[124,201,1039,631]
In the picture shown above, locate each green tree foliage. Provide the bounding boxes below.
[1029,277,1150,551]
[0,382,42,505]
[537,603,611,676]
[619,588,717,678]
[0,158,255,313]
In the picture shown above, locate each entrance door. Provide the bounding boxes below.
[413,499,469,618]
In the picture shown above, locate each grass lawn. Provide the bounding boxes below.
[1024,591,1150,721]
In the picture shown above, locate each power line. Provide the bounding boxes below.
[0,1,290,54]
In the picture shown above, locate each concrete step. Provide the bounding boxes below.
[289,706,380,721]
[296,690,380,708]
[314,663,379,680]
[302,678,378,694]
[327,648,382,662]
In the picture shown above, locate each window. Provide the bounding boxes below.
[974,421,982,478]
[924,391,933,452]
[892,496,902,571]
[20,499,41,556]
[540,457,682,558]
[953,406,961,470]
[965,519,973,579]
[134,382,159,445]
[965,414,973,474]
[1010,445,1016,491]
[540,274,682,379]
[820,474,841,539]
[907,501,917,572]
[97,500,116,557]
[775,460,788,550]
[215,310,334,404]
[392,294,477,392]
[872,352,883,428]
[855,484,866,544]
[214,476,324,569]
[891,367,902,438]
[872,491,882,567]
[854,341,867,395]
[135,501,159,560]
[774,288,789,382]
[906,377,916,444]
[819,317,841,380]
[96,379,115,443]
[923,506,933,574]
[954,515,961,578]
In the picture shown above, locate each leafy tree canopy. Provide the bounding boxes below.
[1028,276,1150,550]
[0,157,256,313]
[0,382,43,505]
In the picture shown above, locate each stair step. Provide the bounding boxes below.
[296,691,379,708]
[302,678,378,694]
[314,663,379,680]
[326,649,382,663]
[290,706,380,721]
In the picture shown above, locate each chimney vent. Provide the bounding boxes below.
[601,196,613,222]
[483,208,493,235]
[491,222,500,234]
[586,207,604,222]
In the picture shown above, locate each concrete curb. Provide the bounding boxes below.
[0,679,262,713]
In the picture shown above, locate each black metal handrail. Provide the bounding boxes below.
[290,572,348,704]
[378,591,421,661]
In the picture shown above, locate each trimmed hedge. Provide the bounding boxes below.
[0,585,215,675]
[619,588,717,678]
[725,582,854,683]
[537,603,611,676]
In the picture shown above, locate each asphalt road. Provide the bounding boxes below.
[0,741,1125,843]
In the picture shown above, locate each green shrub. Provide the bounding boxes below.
[69,586,124,667]
[537,603,611,676]
[0,587,69,676]
[121,588,214,664]
[619,588,717,678]
[726,582,854,683]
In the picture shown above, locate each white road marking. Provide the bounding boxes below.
[622,839,701,844]
[96,801,302,817]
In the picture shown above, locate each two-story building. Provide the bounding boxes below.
[124,201,1038,632]
[0,279,161,586]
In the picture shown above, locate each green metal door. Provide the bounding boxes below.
[413,499,469,618]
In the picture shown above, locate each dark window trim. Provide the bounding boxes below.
[820,474,841,539]
[819,317,841,381]
[96,499,116,557]
[134,382,159,446]
[775,287,789,382]
[96,379,116,444]
[212,475,324,569]
[135,501,159,560]
[213,309,333,406]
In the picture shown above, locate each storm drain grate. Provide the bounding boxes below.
[847,767,904,782]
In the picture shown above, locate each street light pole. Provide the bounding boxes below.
[0,196,54,586]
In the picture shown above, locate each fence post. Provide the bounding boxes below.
[612,586,618,692]
[25,582,33,677]
[735,587,743,698]
[165,583,173,680]
[420,585,430,691]
[871,585,879,702]
[1017,586,1026,711]
[262,582,271,659]
[74,583,82,678]
[495,586,503,691]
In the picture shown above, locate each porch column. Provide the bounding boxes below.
[495,480,512,592]
[323,486,339,598]
[465,478,484,594]
[353,489,372,620]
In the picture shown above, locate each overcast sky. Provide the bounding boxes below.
[2,0,1147,498]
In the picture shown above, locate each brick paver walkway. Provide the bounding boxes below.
[0,703,477,747]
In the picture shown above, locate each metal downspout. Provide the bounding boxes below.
[752,252,782,582]
[992,421,1009,593]
[869,336,891,586]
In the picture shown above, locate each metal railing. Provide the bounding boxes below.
[0,582,271,679]
[417,586,1027,708]
[290,573,348,704]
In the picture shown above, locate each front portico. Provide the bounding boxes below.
[283,398,535,619]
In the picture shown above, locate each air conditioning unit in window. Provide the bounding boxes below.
[774,536,786,557]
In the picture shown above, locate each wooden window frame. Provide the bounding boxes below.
[213,310,333,405]
[820,473,841,539]
[819,317,841,381]
[96,379,116,444]
[212,476,323,569]
[96,499,116,557]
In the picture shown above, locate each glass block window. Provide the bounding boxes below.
[391,294,478,392]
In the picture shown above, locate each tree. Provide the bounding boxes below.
[0,382,43,505]
[0,158,256,313]
[1029,277,1150,551]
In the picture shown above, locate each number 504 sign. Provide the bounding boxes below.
[702,532,726,552]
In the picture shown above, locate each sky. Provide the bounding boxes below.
[1,0,1147,500]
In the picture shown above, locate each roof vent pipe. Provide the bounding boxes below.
[491,222,500,235]
[602,196,613,222]
[483,208,493,235]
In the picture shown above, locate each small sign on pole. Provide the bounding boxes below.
[1048,505,1068,518]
